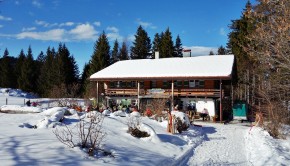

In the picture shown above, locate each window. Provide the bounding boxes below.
[163,81,168,88]
[184,80,189,87]
[140,81,144,88]
[189,80,195,88]
[199,80,205,88]
[174,80,177,88]
[127,81,132,87]
[177,80,182,87]
[121,81,127,88]
[151,81,157,88]
[189,80,204,88]
[132,81,136,88]
[109,82,115,88]
[116,81,121,88]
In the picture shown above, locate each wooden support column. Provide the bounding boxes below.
[96,81,99,104]
[220,79,223,122]
[137,81,140,110]
[171,80,174,111]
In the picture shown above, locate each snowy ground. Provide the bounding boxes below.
[1,88,290,166]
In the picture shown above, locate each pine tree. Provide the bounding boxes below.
[209,51,215,55]
[34,51,45,95]
[227,0,255,102]
[20,46,36,92]
[130,26,151,59]
[86,31,110,96]
[174,35,183,57]
[0,48,16,88]
[119,41,129,60]
[217,45,227,55]
[152,33,160,59]
[88,31,110,76]
[56,43,79,85]
[80,63,90,96]
[159,28,174,58]
[111,39,119,64]
[15,49,26,89]
[37,47,56,96]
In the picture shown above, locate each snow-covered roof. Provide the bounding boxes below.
[90,55,235,81]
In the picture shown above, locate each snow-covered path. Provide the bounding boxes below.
[188,122,251,166]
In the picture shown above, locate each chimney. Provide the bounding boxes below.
[155,51,159,59]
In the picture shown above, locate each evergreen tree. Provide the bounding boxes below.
[18,46,36,92]
[217,45,227,55]
[80,63,90,96]
[159,28,174,58]
[0,48,16,88]
[209,51,215,55]
[37,47,56,96]
[88,31,110,76]
[34,51,45,95]
[174,35,183,57]
[152,33,160,59]
[56,43,79,85]
[227,0,255,102]
[15,49,26,89]
[86,31,110,96]
[119,41,129,60]
[130,26,151,59]
[111,39,119,64]
[3,48,9,58]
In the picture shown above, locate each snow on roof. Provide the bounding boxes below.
[90,55,235,80]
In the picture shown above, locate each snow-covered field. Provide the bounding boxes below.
[1,88,290,166]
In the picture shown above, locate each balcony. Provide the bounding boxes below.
[105,88,223,98]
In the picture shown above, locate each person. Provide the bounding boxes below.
[32,102,38,107]
[26,100,31,106]
[200,108,209,121]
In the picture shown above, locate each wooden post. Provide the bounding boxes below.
[96,81,99,104]
[171,80,174,111]
[220,79,223,122]
[6,98,8,105]
[137,81,140,110]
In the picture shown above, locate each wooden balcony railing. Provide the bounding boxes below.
[105,88,224,98]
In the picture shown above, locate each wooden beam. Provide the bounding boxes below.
[220,79,223,122]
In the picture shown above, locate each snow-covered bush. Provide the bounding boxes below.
[127,115,150,138]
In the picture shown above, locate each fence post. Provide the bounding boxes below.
[6,98,8,105]
[24,99,25,106]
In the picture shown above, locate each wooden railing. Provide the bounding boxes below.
[105,88,223,97]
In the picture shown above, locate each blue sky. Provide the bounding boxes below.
[0,0,252,72]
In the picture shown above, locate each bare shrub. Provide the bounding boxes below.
[53,112,106,156]
[150,98,168,116]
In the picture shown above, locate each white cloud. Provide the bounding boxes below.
[69,23,98,40]
[183,46,218,56]
[0,25,3,28]
[136,19,157,29]
[93,21,101,27]
[59,22,74,27]
[35,20,59,28]
[219,28,226,36]
[15,1,20,5]
[107,32,123,42]
[106,26,119,33]
[16,29,66,41]
[127,34,135,42]
[22,27,37,31]
[32,0,42,8]
[35,20,50,27]
[0,15,12,21]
